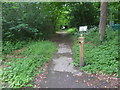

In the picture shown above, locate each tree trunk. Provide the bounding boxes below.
[99,2,108,42]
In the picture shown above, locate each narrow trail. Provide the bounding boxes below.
[39,31,92,88]
[34,31,118,88]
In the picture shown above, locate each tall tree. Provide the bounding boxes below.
[99,1,108,42]
[69,2,99,28]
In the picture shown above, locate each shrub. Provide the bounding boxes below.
[67,28,77,34]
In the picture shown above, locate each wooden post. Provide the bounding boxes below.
[78,34,85,67]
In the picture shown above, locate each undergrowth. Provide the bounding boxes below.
[2,41,27,55]
[2,41,56,88]
[73,27,119,77]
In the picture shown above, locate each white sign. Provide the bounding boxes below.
[79,26,87,31]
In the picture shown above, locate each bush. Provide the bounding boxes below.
[2,3,57,41]
[73,27,118,77]
[67,28,77,34]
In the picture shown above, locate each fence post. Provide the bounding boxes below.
[78,34,85,67]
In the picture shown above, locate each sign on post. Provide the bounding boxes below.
[78,26,86,66]
[79,26,87,32]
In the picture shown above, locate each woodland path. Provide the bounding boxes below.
[35,31,93,88]
[34,31,118,88]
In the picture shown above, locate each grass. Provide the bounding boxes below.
[73,27,119,77]
[2,41,56,88]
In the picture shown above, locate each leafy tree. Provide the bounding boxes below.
[68,2,99,28]
[108,2,120,24]
[2,2,64,41]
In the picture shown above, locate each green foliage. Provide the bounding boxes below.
[56,4,72,30]
[73,43,80,67]
[108,3,120,23]
[3,2,119,41]
[69,2,99,28]
[8,23,41,40]
[2,2,63,41]
[2,41,56,88]
[73,27,118,77]
[2,41,26,55]
[67,28,77,34]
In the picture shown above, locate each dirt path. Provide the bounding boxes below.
[34,31,92,88]
[34,31,118,88]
